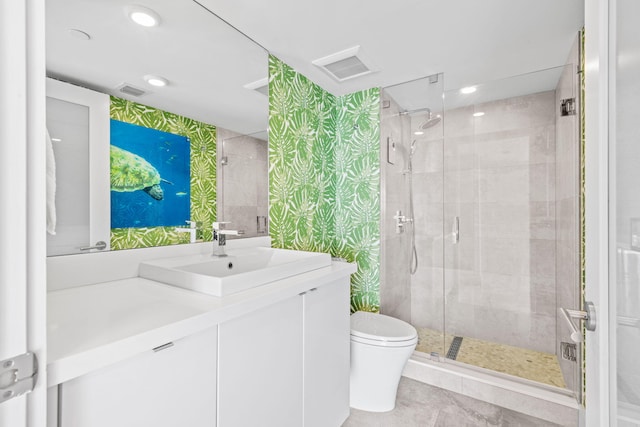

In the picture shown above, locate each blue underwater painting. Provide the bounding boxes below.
[110,120,190,229]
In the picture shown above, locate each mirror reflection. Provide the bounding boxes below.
[45,0,269,256]
[218,130,269,239]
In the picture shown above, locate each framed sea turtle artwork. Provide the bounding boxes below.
[110,119,190,228]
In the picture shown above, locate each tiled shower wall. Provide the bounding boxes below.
[379,91,412,323]
[408,117,446,335]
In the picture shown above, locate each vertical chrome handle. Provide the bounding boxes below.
[452,216,459,244]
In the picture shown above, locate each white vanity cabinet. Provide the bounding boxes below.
[217,294,304,426]
[46,263,355,427]
[303,278,351,427]
[217,276,351,427]
[57,327,218,427]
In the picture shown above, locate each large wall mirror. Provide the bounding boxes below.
[46,0,268,256]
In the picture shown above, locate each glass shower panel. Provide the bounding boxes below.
[380,74,445,358]
[442,65,580,393]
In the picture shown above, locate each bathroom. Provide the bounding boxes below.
[1,0,638,426]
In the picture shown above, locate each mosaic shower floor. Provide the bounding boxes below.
[415,327,566,388]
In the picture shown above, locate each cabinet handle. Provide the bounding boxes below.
[152,342,174,352]
[80,240,107,251]
[299,288,318,297]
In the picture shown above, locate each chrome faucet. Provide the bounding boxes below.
[212,222,240,257]
[175,220,199,243]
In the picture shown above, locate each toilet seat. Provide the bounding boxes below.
[350,311,418,347]
[350,334,417,348]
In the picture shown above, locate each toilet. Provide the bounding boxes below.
[349,311,418,412]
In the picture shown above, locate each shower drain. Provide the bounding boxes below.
[446,336,464,360]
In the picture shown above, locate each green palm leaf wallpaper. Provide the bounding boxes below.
[268,55,381,312]
[269,56,337,254]
[110,96,216,250]
[334,90,381,313]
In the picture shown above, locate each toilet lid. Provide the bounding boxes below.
[350,311,417,342]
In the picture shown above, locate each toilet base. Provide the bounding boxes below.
[349,340,416,412]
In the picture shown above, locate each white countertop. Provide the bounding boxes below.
[47,261,356,387]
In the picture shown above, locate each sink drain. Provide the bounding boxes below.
[228,262,233,269]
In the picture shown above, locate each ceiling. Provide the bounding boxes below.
[46,0,584,136]
[208,0,584,94]
[46,0,269,136]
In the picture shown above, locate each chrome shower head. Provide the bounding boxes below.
[420,112,442,129]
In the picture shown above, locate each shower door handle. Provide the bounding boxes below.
[451,216,459,244]
[560,301,597,343]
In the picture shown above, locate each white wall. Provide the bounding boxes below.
[613,0,640,418]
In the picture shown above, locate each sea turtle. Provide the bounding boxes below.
[110,145,172,200]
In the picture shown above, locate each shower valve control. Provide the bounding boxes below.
[393,210,412,234]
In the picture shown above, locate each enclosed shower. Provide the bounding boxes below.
[379,34,582,402]
[401,111,442,276]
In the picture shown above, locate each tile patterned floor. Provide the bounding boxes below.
[343,377,568,427]
[415,327,566,388]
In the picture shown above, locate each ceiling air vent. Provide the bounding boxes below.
[244,77,269,96]
[117,83,146,97]
[312,46,376,82]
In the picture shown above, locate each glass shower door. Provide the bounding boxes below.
[380,74,446,358]
[442,65,581,396]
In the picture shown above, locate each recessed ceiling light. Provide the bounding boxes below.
[460,86,477,94]
[144,75,168,87]
[473,111,485,117]
[51,138,62,142]
[414,131,424,135]
[127,5,160,27]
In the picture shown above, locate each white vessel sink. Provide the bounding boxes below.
[139,247,332,297]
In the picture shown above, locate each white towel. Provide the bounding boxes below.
[46,128,57,235]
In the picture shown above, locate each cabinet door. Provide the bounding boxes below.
[304,278,351,427]
[218,295,303,427]
[47,386,58,427]
[59,327,217,427]
[45,78,110,256]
